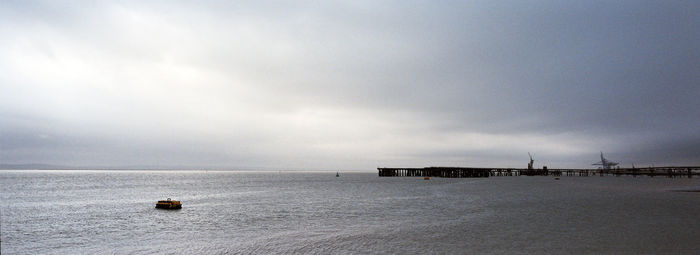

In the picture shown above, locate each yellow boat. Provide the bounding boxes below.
[155,198,182,209]
[424,176,431,180]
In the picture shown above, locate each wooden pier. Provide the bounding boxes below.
[378,167,491,178]
[378,166,700,178]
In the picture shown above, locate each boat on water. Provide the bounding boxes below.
[336,171,340,177]
[424,176,430,180]
[155,198,182,209]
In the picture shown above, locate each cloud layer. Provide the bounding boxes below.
[2,1,699,169]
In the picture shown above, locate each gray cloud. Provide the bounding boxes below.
[1,1,699,169]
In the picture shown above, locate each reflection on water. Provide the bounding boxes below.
[1,170,700,254]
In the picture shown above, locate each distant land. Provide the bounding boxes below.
[0,163,349,171]
[0,163,231,170]
[0,163,76,170]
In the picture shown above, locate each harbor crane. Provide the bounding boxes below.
[592,151,619,170]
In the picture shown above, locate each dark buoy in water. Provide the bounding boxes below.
[336,171,340,177]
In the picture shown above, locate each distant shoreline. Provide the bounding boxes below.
[0,167,373,172]
[672,189,700,193]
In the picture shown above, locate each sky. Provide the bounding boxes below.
[1,1,699,170]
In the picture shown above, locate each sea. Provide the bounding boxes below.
[1,170,700,254]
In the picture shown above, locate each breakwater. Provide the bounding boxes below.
[378,166,700,178]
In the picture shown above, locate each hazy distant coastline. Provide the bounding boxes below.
[0,163,241,171]
[0,163,360,171]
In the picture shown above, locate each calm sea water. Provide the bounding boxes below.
[1,170,700,254]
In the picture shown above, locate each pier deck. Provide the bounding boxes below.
[378,167,491,178]
[378,166,700,178]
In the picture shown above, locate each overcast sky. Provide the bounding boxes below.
[1,1,699,170]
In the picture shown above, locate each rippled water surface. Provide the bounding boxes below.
[2,170,700,254]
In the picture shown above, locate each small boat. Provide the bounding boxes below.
[336,171,340,177]
[555,177,560,180]
[155,198,182,209]
[424,176,430,180]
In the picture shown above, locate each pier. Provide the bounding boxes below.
[378,167,491,178]
[378,166,700,178]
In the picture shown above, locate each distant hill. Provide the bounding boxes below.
[0,164,347,171]
[0,163,164,170]
[0,163,74,170]
[0,163,267,170]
